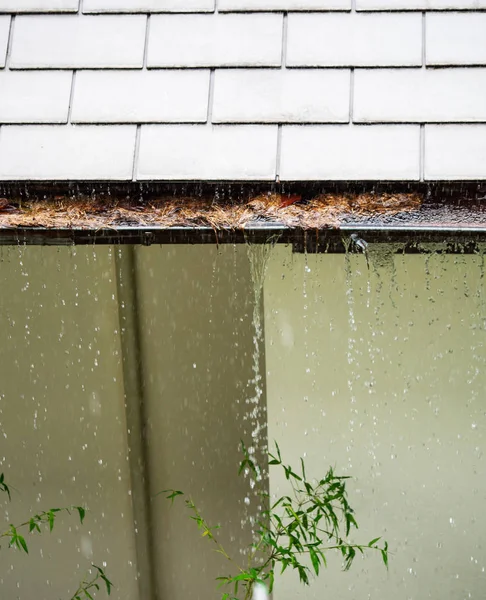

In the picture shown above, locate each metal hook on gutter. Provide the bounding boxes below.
[350,233,370,269]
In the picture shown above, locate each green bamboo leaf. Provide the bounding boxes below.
[0,473,11,500]
[300,457,306,479]
[381,541,389,568]
[308,546,320,575]
[268,570,275,592]
[17,535,28,554]
[160,490,184,504]
[76,507,86,524]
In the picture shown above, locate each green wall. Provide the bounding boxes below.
[264,246,486,600]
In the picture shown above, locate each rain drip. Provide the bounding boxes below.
[477,244,486,331]
[343,241,360,472]
[302,248,311,404]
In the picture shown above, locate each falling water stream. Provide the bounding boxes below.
[245,238,275,451]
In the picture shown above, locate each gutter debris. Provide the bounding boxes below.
[0,192,422,230]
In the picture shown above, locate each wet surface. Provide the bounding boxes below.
[0,183,485,248]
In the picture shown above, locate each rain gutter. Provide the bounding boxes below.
[1,224,485,253]
[0,181,485,251]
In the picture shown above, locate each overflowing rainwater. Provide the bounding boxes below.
[245,239,273,449]
[0,240,485,600]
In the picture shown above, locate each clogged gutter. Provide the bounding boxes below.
[0,192,422,230]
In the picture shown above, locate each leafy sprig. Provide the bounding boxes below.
[1,506,86,554]
[70,565,113,600]
[1,472,112,599]
[162,442,389,600]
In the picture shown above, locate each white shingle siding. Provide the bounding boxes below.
[280,125,420,180]
[0,125,137,180]
[357,0,486,9]
[82,0,214,12]
[137,125,278,180]
[0,6,484,181]
[425,125,486,180]
[0,0,78,12]
[10,15,147,69]
[354,69,486,123]
[426,13,486,65]
[0,16,9,68]
[71,70,210,123]
[147,14,283,68]
[212,70,350,124]
[287,13,422,67]
[219,0,350,11]
[0,71,72,123]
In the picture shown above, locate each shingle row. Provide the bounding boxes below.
[0,124,484,180]
[0,7,485,181]
[3,13,486,68]
[2,0,485,11]
[2,68,486,124]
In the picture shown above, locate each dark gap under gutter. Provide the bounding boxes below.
[0,180,485,201]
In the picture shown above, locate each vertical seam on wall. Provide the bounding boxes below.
[421,13,426,180]
[143,15,151,69]
[214,0,219,13]
[420,124,425,182]
[113,247,158,600]
[351,0,356,12]
[207,69,215,125]
[349,68,355,124]
[422,12,426,68]
[132,125,142,181]
[275,125,282,183]
[78,0,84,13]
[67,71,77,125]
[281,12,288,68]
[5,16,15,70]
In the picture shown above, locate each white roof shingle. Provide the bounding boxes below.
[287,13,422,67]
[147,14,283,68]
[212,69,350,124]
[0,125,137,180]
[137,124,278,180]
[71,70,210,123]
[0,0,78,12]
[83,0,214,11]
[10,15,147,68]
[0,71,72,123]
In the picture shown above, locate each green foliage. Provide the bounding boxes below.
[0,472,112,600]
[161,443,389,600]
[0,472,11,500]
[70,565,113,600]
